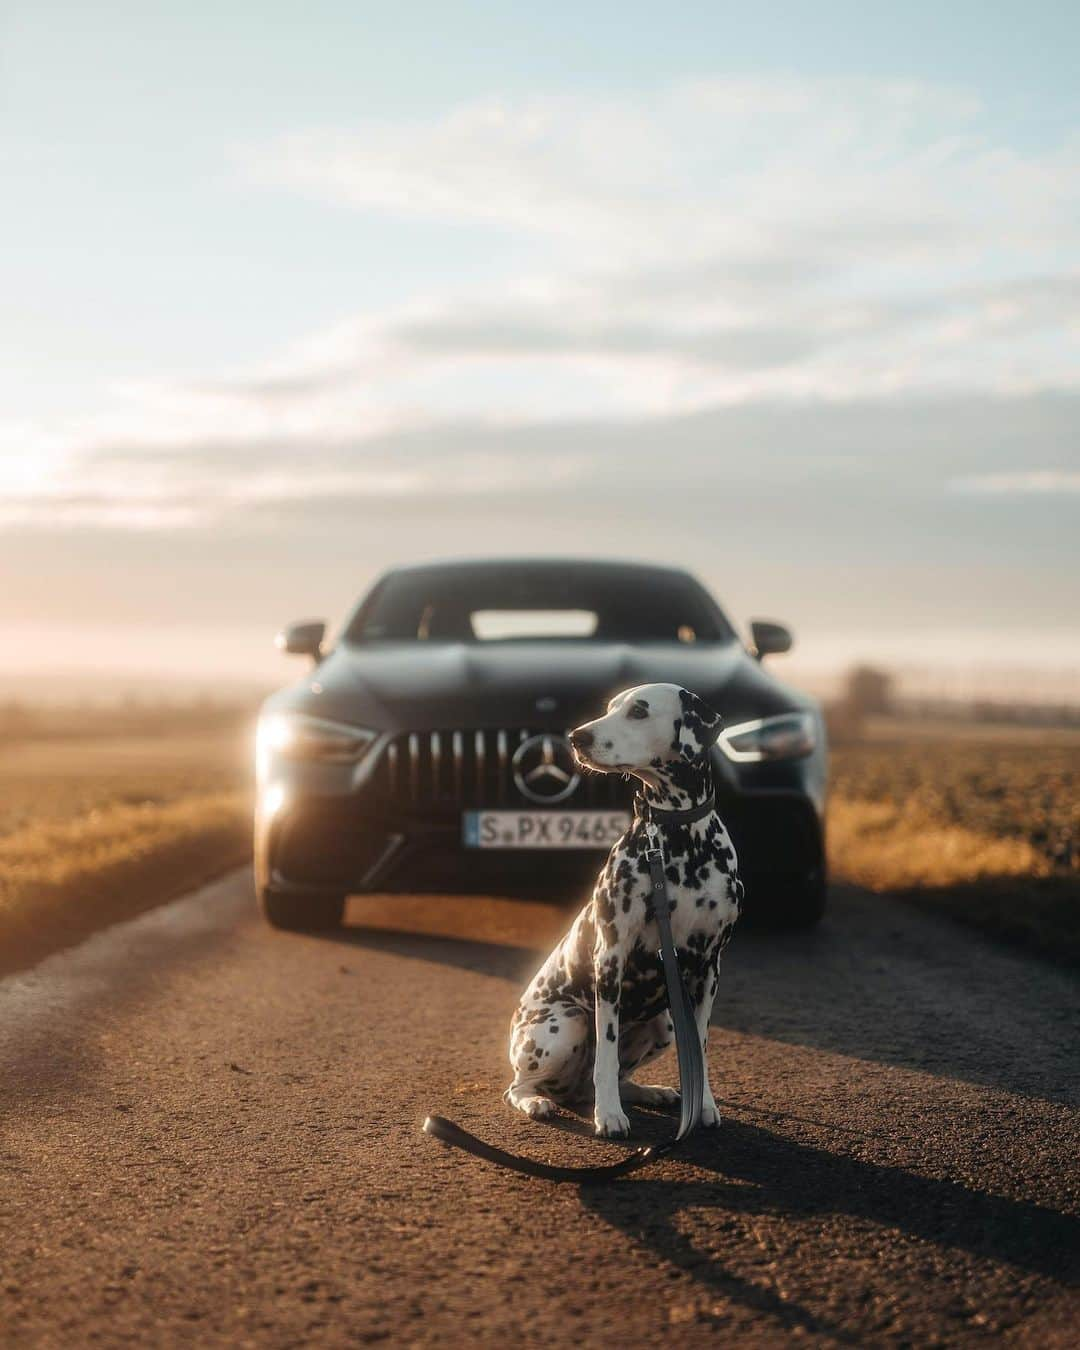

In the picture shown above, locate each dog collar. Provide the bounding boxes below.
[634,792,715,826]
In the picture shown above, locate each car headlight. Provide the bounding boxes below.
[257,712,377,770]
[718,711,817,763]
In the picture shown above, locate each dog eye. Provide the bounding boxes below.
[626,703,649,721]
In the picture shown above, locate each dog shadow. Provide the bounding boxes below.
[571,1112,1080,1338]
[719,887,1080,1107]
[532,1094,688,1140]
[322,911,1079,1337]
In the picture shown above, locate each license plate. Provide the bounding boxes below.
[463,810,631,850]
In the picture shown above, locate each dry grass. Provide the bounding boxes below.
[829,731,1078,886]
[0,793,251,974]
[828,797,1052,892]
[828,729,1079,964]
[0,710,254,974]
[0,727,253,836]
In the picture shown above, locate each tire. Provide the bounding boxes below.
[259,889,345,931]
[747,869,827,930]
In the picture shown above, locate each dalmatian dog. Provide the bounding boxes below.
[506,683,743,1138]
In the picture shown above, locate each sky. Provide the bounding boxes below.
[2,1,1078,696]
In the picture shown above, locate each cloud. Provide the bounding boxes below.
[4,75,1079,537]
[244,77,1078,266]
[17,248,1072,511]
[7,253,1074,530]
[243,79,994,250]
[5,390,1078,538]
[4,393,1076,650]
[385,269,1080,381]
[234,76,1080,404]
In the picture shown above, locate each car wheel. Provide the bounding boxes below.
[259,889,345,931]
[747,870,827,929]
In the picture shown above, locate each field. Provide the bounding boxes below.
[1,703,1077,971]
[0,703,253,974]
[828,721,1080,962]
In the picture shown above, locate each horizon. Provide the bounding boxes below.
[5,615,1080,708]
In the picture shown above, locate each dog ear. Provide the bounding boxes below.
[679,689,722,749]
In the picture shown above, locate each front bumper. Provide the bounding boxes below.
[257,756,824,910]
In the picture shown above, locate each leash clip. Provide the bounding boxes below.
[644,832,666,897]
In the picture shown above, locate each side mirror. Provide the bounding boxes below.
[275,619,326,661]
[750,619,793,661]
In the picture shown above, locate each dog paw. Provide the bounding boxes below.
[700,1101,722,1129]
[623,1082,680,1106]
[594,1107,631,1138]
[521,1095,554,1119]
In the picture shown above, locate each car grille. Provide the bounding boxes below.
[371,728,631,810]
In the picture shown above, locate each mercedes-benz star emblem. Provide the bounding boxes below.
[512,733,581,805]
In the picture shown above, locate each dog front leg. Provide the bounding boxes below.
[695,961,722,1128]
[592,949,629,1137]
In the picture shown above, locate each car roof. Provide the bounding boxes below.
[374,558,699,585]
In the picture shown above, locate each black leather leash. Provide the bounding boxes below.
[422,795,713,1182]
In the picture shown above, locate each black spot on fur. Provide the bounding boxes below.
[678,688,722,748]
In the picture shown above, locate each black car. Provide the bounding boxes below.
[255,558,827,930]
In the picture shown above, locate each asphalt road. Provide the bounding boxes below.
[1,874,1078,1348]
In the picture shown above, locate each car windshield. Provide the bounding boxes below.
[345,565,734,643]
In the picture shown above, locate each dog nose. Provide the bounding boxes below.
[570,728,594,750]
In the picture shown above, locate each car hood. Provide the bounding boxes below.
[268,640,812,730]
